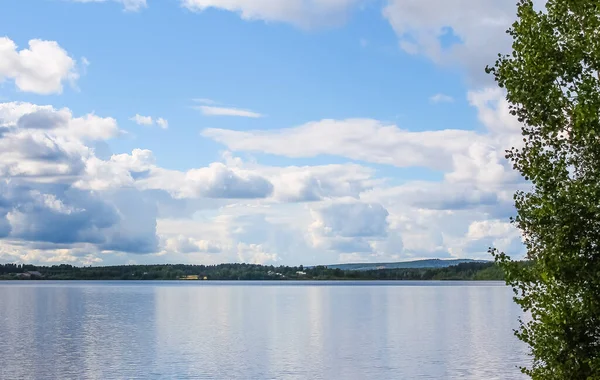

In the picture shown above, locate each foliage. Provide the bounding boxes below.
[0,261,507,281]
[486,0,600,378]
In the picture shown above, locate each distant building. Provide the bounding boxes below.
[296,271,307,275]
[180,275,200,280]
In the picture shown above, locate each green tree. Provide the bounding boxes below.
[486,0,600,378]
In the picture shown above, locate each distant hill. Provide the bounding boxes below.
[323,259,489,271]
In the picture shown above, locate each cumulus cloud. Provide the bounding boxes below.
[129,114,169,129]
[363,182,501,212]
[0,82,528,265]
[0,37,79,94]
[182,163,274,198]
[312,200,389,238]
[461,219,525,257]
[308,199,392,258]
[0,5,536,269]
[0,102,159,257]
[181,0,529,85]
[204,89,524,190]
[130,114,153,126]
[0,102,119,180]
[0,240,105,266]
[181,0,361,28]
[74,146,382,208]
[0,182,159,255]
[467,219,516,240]
[237,243,279,264]
[69,0,147,12]
[156,118,169,129]
[156,211,315,265]
[100,189,159,254]
[144,163,274,199]
[162,235,222,254]
[447,87,524,187]
[467,87,522,138]
[1,102,120,140]
[70,148,275,200]
[197,86,527,263]
[255,162,380,202]
[6,184,116,245]
[382,0,519,84]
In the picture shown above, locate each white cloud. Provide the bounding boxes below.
[1,102,120,141]
[0,81,528,266]
[467,219,516,240]
[0,102,119,180]
[461,219,524,257]
[311,199,389,238]
[129,114,169,129]
[73,149,275,200]
[70,0,147,12]
[203,118,480,170]
[181,0,361,28]
[0,241,105,266]
[468,87,522,138]
[203,89,524,189]
[362,181,502,212]
[130,114,153,126]
[0,102,159,259]
[446,87,523,188]
[155,210,316,265]
[237,243,279,264]
[194,85,527,263]
[430,93,454,103]
[1,183,158,255]
[73,149,154,191]
[193,98,217,105]
[162,235,222,254]
[197,105,263,118]
[71,147,380,209]
[0,37,79,94]
[382,0,523,84]
[251,162,380,202]
[149,163,275,199]
[308,199,392,257]
[0,0,535,268]
[29,191,83,215]
[156,118,169,129]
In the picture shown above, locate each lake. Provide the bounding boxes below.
[0,281,528,379]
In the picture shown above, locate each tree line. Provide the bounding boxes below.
[0,261,506,281]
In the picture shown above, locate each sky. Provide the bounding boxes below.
[0,0,531,267]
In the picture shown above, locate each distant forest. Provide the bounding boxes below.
[0,261,506,281]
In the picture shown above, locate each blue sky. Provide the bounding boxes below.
[0,0,528,266]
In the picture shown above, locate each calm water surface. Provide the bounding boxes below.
[0,281,528,379]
